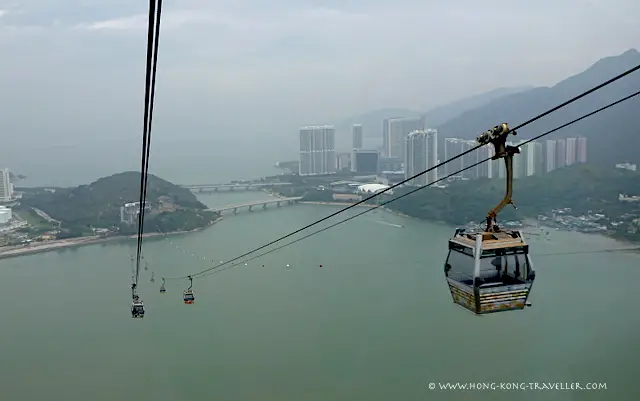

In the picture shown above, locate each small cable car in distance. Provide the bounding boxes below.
[132,299,145,318]
[131,284,145,318]
[444,123,536,315]
[160,277,166,293]
[183,275,195,304]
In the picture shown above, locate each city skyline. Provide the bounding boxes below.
[443,136,589,180]
[299,116,589,183]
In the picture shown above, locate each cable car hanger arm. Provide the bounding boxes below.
[476,123,519,232]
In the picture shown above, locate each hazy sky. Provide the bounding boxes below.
[1,0,639,184]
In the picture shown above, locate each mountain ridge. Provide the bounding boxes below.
[434,48,640,166]
[332,87,533,150]
[335,87,533,140]
[421,86,534,127]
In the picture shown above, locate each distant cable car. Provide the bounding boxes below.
[150,272,155,283]
[444,124,535,314]
[160,277,166,293]
[131,284,145,318]
[132,300,145,318]
[183,276,195,304]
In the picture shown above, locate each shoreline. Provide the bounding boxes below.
[299,201,377,208]
[522,217,639,248]
[307,201,638,246]
[4,190,636,259]
[299,200,413,218]
[0,216,223,260]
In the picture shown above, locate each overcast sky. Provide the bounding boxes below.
[1,0,639,148]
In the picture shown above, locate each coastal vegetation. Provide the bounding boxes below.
[292,164,640,241]
[18,172,220,238]
[387,164,640,240]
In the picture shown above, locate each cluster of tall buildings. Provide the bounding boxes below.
[545,137,588,172]
[297,118,588,183]
[382,117,426,159]
[381,117,441,187]
[444,137,588,180]
[298,124,381,176]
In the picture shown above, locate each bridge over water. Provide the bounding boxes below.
[207,197,303,214]
[182,182,291,192]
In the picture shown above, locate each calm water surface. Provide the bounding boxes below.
[0,191,638,401]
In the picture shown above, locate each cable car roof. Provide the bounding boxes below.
[450,229,527,250]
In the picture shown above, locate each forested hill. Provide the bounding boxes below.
[388,164,640,240]
[20,172,218,235]
[434,49,640,166]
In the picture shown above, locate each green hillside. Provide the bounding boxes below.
[19,172,219,236]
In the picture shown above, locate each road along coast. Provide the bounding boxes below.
[0,216,223,260]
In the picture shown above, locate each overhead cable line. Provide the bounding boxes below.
[512,89,640,148]
[169,66,640,281]
[193,158,490,278]
[133,0,163,291]
[198,246,640,279]
[511,63,640,130]
[185,89,640,279]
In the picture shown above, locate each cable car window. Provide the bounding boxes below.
[445,249,475,282]
[479,253,531,283]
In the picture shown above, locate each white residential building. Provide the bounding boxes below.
[405,129,438,186]
[0,168,12,202]
[299,125,337,176]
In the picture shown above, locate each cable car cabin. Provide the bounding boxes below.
[444,228,535,314]
[183,290,195,304]
[160,285,166,293]
[131,300,145,318]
